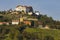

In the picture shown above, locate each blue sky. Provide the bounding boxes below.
[0,0,60,20]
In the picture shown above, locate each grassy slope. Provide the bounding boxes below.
[24,28,60,40]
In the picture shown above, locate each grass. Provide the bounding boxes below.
[0,25,60,40]
[24,28,60,40]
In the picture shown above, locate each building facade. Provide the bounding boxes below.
[12,20,19,25]
[15,5,33,14]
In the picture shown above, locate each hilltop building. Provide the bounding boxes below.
[15,5,33,15]
[23,20,31,26]
[12,20,19,25]
[0,22,9,25]
[35,11,40,15]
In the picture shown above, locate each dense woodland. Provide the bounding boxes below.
[0,10,60,40]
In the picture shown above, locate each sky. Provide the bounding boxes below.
[0,0,60,20]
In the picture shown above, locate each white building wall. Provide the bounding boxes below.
[28,12,32,15]
[12,22,19,25]
[15,6,26,13]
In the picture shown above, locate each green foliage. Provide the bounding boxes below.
[23,28,60,40]
[0,25,60,40]
[0,9,60,40]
